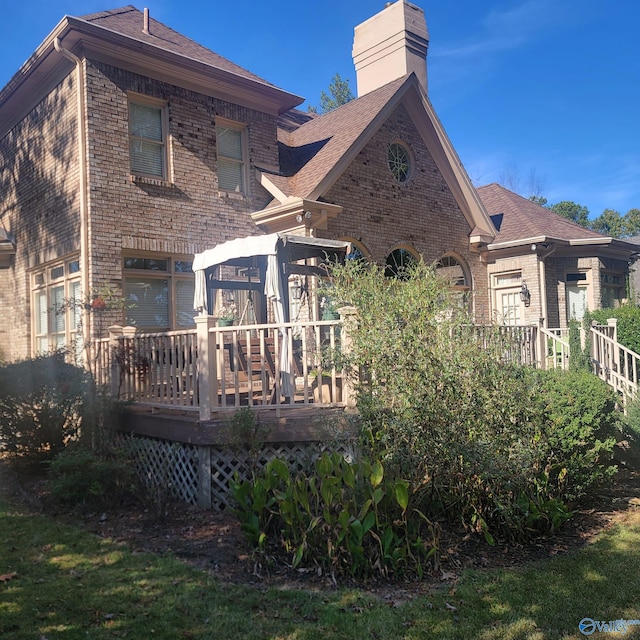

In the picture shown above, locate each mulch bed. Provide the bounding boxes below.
[2,458,640,594]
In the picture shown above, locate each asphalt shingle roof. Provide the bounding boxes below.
[477,183,606,244]
[272,76,409,199]
[79,6,276,88]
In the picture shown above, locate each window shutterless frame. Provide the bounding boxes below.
[128,94,169,180]
[31,257,82,358]
[123,255,196,331]
[216,118,249,195]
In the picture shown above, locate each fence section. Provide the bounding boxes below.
[590,320,639,399]
[118,433,355,510]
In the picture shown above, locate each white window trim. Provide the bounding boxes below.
[492,271,523,326]
[31,257,82,357]
[128,93,170,182]
[216,118,249,196]
[123,254,196,331]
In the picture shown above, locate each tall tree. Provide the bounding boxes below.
[622,208,640,238]
[549,201,590,228]
[308,73,355,114]
[590,208,624,237]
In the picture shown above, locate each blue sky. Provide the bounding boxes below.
[1,0,638,218]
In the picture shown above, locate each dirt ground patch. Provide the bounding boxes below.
[2,458,640,595]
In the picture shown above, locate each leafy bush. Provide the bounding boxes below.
[587,305,640,354]
[48,444,136,508]
[322,260,617,542]
[621,395,640,443]
[231,453,438,580]
[0,354,91,460]
[534,369,619,501]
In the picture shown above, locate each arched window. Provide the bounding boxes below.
[385,247,418,279]
[435,254,471,309]
[340,238,370,263]
[435,254,469,289]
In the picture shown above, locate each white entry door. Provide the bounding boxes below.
[567,285,587,321]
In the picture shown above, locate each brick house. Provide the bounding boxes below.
[478,184,638,327]
[0,2,636,363]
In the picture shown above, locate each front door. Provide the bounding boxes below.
[566,284,587,321]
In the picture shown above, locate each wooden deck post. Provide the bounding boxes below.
[195,316,217,422]
[337,306,357,409]
[196,445,212,509]
[537,318,546,369]
[107,325,123,398]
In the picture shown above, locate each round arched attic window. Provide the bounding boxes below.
[387,142,412,183]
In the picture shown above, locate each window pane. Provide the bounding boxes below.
[125,277,169,329]
[70,281,82,332]
[130,103,162,141]
[217,127,242,160]
[124,257,168,271]
[130,139,164,176]
[567,285,587,321]
[35,291,47,336]
[218,159,244,192]
[500,291,521,325]
[52,285,65,334]
[176,280,197,327]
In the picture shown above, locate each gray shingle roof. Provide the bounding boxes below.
[79,5,276,88]
[477,183,606,244]
[273,76,409,199]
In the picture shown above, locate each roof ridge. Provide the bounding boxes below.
[81,5,137,21]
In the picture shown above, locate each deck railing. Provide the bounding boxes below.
[105,317,347,419]
[97,317,638,419]
[590,320,639,400]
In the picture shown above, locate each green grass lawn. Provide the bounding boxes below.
[1,498,640,640]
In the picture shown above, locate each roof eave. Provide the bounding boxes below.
[486,236,564,251]
[251,198,343,234]
[0,14,303,137]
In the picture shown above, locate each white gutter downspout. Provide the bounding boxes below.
[54,38,90,352]
[538,244,557,327]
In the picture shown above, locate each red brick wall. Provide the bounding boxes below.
[0,73,80,360]
[318,104,490,322]
[85,61,279,303]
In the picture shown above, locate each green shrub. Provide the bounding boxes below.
[231,453,438,580]
[315,260,618,544]
[534,369,619,501]
[621,395,640,443]
[48,444,136,508]
[568,319,591,372]
[0,354,90,460]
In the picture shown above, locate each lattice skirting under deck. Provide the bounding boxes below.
[117,433,355,511]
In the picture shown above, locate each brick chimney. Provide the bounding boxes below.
[352,1,429,97]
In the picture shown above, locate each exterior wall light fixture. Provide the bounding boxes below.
[520,282,531,307]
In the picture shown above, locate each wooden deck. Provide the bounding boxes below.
[121,403,355,446]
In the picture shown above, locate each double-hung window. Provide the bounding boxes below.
[124,256,196,331]
[129,96,168,179]
[216,121,247,194]
[32,258,82,358]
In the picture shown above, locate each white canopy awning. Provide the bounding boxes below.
[192,233,348,398]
